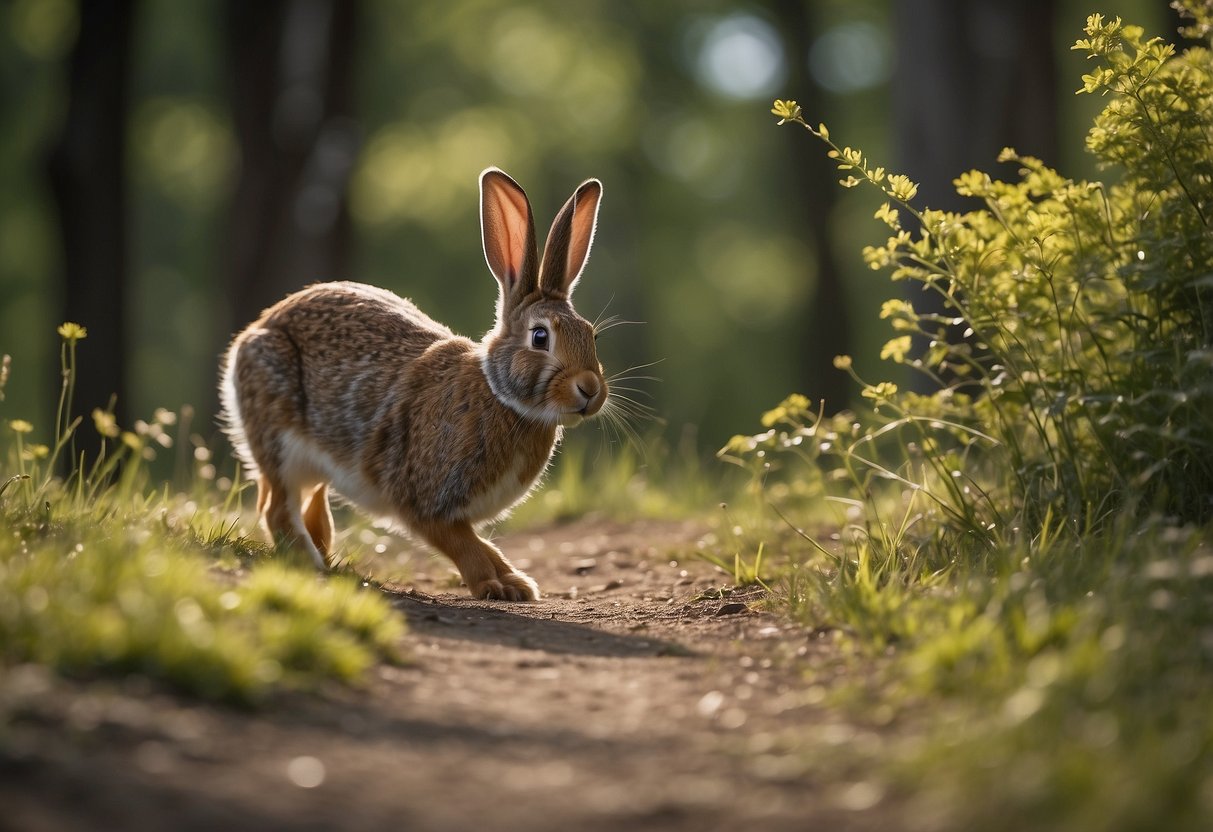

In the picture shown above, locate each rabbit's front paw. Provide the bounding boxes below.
[502,569,541,601]
[473,571,540,602]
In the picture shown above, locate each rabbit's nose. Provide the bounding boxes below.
[575,377,600,402]
[573,374,602,413]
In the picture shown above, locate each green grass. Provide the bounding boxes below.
[0,331,406,706]
[504,426,731,527]
[764,510,1213,829]
[0,505,405,704]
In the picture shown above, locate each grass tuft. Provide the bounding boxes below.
[1,329,406,706]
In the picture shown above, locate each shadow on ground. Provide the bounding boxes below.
[390,590,695,658]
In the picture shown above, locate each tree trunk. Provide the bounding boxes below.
[46,0,137,456]
[893,0,1059,388]
[894,0,1058,206]
[772,0,852,413]
[221,0,361,338]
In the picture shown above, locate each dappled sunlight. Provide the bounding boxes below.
[352,124,439,225]
[691,12,786,101]
[809,21,891,94]
[487,9,575,96]
[643,114,722,185]
[8,0,77,60]
[482,9,641,146]
[133,98,234,204]
[697,224,812,327]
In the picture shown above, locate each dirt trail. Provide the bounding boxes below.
[1,518,881,831]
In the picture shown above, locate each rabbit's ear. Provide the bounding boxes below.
[480,168,538,299]
[538,178,602,299]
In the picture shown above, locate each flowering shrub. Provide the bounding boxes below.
[747,13,1213,542]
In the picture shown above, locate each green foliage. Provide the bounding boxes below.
[759,13,1213,543]
[748,8,1213,830]
[1175,0,1213,40]
[1,327,406,705]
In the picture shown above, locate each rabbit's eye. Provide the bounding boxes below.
[530,326,550,351]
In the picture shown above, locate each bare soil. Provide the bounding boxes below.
[0,518,884,832]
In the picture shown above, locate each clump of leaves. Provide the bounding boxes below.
[1,326,406,704]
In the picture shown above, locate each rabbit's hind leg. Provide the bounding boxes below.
[418,520,539,601]
[259,474,330,569]
[302,483,334,558]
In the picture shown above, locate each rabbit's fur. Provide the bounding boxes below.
[220,168,607,601]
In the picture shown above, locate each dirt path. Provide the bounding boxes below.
[1,518,883,831]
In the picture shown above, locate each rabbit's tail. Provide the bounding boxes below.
[218,339,259,478]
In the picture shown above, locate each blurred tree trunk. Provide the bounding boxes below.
[772,0,852,414]
[221,0,361,337]
[46,0,137,455]
[893,0,1058,389]
[894,0,1058,204]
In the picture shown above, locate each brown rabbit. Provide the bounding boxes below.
[219,168,607,600]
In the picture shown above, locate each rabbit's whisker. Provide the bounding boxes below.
[606,374,660,385]
[593,317,645,337]
[605,384,655,399]
[598,401,646,454]
[590,294,617,331]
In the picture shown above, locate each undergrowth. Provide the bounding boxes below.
[0,326,405,706]
[505,427,725,528]
[736,6,1213,830]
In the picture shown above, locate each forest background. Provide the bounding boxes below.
[0,0,1184,462]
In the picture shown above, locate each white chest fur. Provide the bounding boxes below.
[459,445,555,524]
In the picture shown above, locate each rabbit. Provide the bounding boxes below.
[219,167,607,601]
